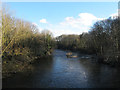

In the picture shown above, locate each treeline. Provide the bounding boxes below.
[56,17,120,65]
[1,8,55,78]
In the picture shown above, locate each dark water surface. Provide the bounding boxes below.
[3,49,120,88]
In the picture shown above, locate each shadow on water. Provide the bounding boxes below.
[3,49,120,88]
[3,57,54,88]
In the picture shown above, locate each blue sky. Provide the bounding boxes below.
[7,2,118,37]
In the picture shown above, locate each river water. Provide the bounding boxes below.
[3,49,120,88]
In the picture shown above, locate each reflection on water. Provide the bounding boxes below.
[3,49,120,88]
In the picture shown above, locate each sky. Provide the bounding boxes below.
[6,2,118,37]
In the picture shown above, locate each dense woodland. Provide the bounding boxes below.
[1,8,55,77]
[1,6,120,78]
[56,17,120,65]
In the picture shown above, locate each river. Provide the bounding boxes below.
[3,49,120,88]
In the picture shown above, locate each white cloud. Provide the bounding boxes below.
[58,13,105,37]
[32,22,43,31]
[78,13,97,26]
[40,19,47,23]
[33,12,117,37]
[60,13,105,28]
[32,22,38,26]
[110,13,118,19]
[109,9,118,19]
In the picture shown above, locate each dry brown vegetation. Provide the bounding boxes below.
[1,7,55,78]
[56,17,120,66]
